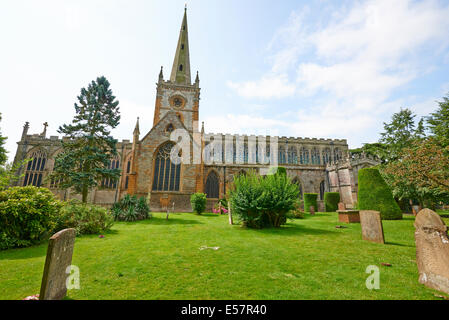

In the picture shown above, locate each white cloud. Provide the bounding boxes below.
[225,0,449,147]
[227,73,296,99]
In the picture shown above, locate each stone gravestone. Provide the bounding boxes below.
[414,209,449,295]
[338,202,346,211]
[40,228,76,300]
[359,210,385,244]
[309,206,315,215]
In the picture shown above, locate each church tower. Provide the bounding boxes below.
[153,7,200,134]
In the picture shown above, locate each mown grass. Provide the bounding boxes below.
[0,212,447,300]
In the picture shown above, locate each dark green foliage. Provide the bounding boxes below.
[218,198,228,209]
[0,186,63,250]
[190,193,207,215]
[267,166,286,176]
[324,192,340,212]
[55,200,114,235]
[111,195,151,222]
[427,93,449,148]
[358,168,402,220]
[49,76,121,202]
[303,193,318,212]
[0,113,7,166]
[229,170,299,228]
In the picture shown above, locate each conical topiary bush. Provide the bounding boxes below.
[358,168,402,220]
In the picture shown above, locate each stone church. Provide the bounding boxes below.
[12,8,378,212]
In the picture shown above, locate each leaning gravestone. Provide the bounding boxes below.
[338,202,346,211]
[40,228,76,300]
[414,209,449,295]
[360,210,385,244]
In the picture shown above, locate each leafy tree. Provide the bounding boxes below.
[350,142,387,162]
[49,76,120,202]
[0,113,7,166]
[427,93,449,147]
[190,193,207,215]
[0,159,31,191]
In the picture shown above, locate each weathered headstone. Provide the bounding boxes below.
[337,209,360,223]
[360,210,385,244]
[414,209,449,294]
[338,202,346,211]
[228,201,233,225]
[40,228,76,300]
[309,206,315,215]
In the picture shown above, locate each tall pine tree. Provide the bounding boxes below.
[50,76,120,202]
[427,93,449,148]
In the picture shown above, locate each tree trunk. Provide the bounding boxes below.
[82,186,88,203]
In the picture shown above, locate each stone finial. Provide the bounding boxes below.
[21,121,30,140]
[40,122,48,138]
[159,66,164,82]
[133,117,140,136]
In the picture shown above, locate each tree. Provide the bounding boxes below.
[0,113,7,166]
[0,159,30,191]
[383,138,449,195]
[427,93,449,148]
[49,76,120,202]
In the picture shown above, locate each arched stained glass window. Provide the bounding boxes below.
[205,171,219,199]
[322,148,331,164]
[334,148,342,161]
[287,147,297,164]
[299,147,309,164]
[311,148,321,164]
[152,142,181,192]
[23,149,46,187]
[278,146,286,164]
[101,157,120,189]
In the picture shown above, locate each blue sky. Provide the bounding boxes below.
[1,0,449,161]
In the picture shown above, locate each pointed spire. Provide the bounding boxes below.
[133,117,140,136]
[170,7,191,85]
[195,71,199,85]
[159,66,164,82]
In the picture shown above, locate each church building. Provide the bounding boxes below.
[12,8,378,211]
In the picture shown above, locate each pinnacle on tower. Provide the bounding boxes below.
[170,7,191,85]
[133,117,140,136]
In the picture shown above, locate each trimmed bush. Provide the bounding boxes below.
[111,195,151,222]
[190,193,207,215]
[0,186,63,250]
[304,193,318,212]
[56,200,114,235]
[358,168,402,220]
[229,170,299,228]
[324,192,340,212]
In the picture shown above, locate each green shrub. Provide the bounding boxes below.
[324,192,340,212]
[0,186,63,250]
[111,194,151,222]
[229,170,299,228]
[190,193,207,215]
[56,200,114,235]
[358,168,402,220]
[288,200,305,219]
[304,193,318,212]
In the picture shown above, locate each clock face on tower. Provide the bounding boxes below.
[170,95,185,108]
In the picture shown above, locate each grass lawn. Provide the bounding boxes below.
[0,212,447,300]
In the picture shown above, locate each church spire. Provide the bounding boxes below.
[170,7,191,85]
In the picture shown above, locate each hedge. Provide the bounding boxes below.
[304,193,318,212]
[324,192,340,212]
[358,168,402,220]
[0,186,63,250]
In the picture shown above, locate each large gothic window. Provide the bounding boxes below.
[287,147,297,164]
[322,148,331,164]
[311,148,321,165]
[205,171,219,199]
[292,177,303,200]
[299,147,309,164]
[152,143,181,192]
[334,148,342,161]
[278,146,286,164]
[23,149,46,187]
[101,157,120,189]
